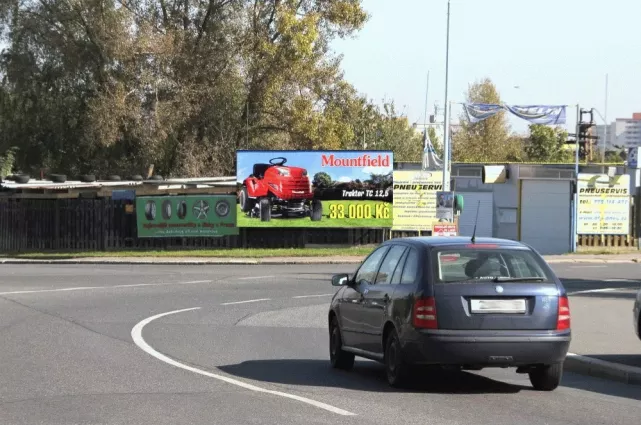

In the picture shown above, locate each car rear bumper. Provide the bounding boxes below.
[402,329,571,367]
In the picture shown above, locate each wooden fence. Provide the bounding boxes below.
[1,195,639,252]
[0,198,391,252]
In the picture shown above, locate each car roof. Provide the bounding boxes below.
[383,236,527,249]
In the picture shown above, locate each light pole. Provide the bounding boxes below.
[442,0,452,192]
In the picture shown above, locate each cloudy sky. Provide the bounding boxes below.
[236,151,393,184]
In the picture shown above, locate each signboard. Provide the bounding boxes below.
[433,223,458,236]
[436,191,454,221]
[577,173,630,235]
[391,170,443,231]
[236,150,393,228]
[136,195,238,237]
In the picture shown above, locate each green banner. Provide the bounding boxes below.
[136,195,239,237]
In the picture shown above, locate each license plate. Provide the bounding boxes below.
[470,299,526,314]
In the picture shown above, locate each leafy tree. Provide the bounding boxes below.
[452,78,523,163]
[524,124,572,162]
[313,171,332,187]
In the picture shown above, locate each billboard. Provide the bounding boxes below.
[236,150,393,227]
[392,170,443,231]
[136,195,239,237]
[577,173,630,235]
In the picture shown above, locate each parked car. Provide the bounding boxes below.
[327,236,572,391]
[634,288,641,340]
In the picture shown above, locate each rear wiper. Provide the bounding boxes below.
[493,277,547,283]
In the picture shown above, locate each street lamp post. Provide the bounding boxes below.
[442,0,452,192]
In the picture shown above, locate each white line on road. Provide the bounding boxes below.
[569,265,607,269]
[292,294,335,299]
[237,275,275,280]
[131,307,355,416]
[0,280,213,296]
[220,298,271,305]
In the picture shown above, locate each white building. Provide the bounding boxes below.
[595,113,641,151]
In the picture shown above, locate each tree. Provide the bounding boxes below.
[524,125,572,162]
[313,171,332,187]
[452,78,523,163]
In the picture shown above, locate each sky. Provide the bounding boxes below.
[330,0,641,136]
[236,151,393,183]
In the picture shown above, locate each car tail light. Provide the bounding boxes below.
[557,295,570,330]
[413,297,438,329]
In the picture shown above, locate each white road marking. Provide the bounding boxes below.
[237,275,275,280]
[292,294,335,299]
[569,265,607,269]
[220,298,271,305]
[568,288,629,295]
[131,307,355,416]
[0,280,213,296]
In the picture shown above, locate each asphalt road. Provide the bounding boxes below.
[0,263,640,425]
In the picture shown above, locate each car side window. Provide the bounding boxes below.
[374,245,407,285]
[354,246,390,285]
[390,247,409,285]
[400,248,419,285]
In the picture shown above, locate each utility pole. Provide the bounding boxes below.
[442,0,451,192]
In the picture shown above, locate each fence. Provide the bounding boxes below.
[1,193,639,252]
[0,198,390,252]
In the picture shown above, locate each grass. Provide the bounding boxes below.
[2,246,375,259]
[571,246,640,255]
[236,200,392,228]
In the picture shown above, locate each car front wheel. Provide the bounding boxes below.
[528,363,562,391]
[329,317,354,370]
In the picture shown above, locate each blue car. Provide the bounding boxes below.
[328,237,572,391]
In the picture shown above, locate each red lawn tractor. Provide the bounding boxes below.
[239,157,323,222]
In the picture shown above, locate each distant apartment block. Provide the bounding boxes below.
[595,113,641,151]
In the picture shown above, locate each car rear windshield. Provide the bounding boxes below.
[433,247,554,283]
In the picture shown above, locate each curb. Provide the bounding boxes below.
[0,259,364,265]
[564,353,641,386]
[0,258,640,265]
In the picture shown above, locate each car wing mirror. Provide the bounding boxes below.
[331,273,350,287]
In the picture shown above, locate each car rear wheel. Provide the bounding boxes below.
[329,317,354,370]
[385,329,410,387]
[239,186,256,213]
[528,363,562,391]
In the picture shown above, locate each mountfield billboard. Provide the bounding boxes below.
[236,150,393,228]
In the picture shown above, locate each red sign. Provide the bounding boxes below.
[432,223,458,237]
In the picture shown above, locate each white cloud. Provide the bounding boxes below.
[338,176,352,183]
[362,166,392,175]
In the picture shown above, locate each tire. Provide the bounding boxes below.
[149,175,163,181]
[528,363,562,391]
[215,199,230,217]
[107,175,121,181]
[161,200,172,219]
[129,175,144,181]
[310,199,322,221]
[50,174,66,183]
[239,186,256,213]
[80,174,96,183]
[177,201,187,219]
[259,198,271,222]
[329,317,354,370]
[14,174,30,184]
[385,329,410,388]
[145,201,156,220]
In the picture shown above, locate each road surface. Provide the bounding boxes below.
[0,263,639,425]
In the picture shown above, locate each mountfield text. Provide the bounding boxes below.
[321,154,390,167]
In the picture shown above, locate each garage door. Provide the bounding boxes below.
[520,180,571,255]
[457,192,493,238]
